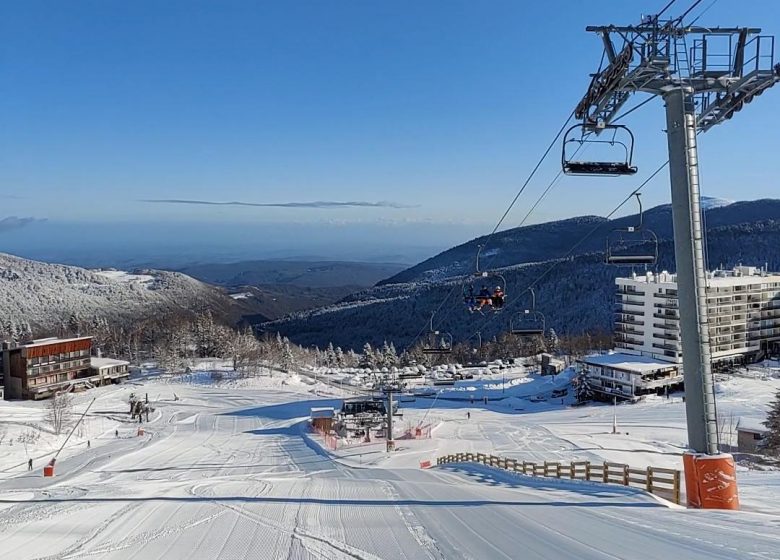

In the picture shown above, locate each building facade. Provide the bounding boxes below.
[1,337,128,400]
[615,266,780,366]
[89,357,131,384]
[577,353,682,402]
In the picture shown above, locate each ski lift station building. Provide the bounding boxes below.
[614,266,780,367]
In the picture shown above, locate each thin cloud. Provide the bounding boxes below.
[140,199,418,209]
[0,216,45,232]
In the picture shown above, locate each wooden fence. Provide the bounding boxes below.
[436,452,681,505]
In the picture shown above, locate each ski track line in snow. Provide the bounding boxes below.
[381,480,443,560]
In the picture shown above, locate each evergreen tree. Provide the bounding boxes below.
[361,343,375,369]
[763,389,780,456]
[281,342,295,371]
[334,346,345,368]
[383,341,398,368]
[326,342,336,367]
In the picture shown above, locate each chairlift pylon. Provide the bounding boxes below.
[562,123,638,176]
[509,288,546,337]
[605,193,658,266]
[463,244,507,314]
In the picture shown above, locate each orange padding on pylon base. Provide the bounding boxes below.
[683,452,739,510]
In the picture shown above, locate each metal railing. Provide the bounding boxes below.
[436,453,681,505]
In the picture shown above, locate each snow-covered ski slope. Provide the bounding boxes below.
[0,373,779,559]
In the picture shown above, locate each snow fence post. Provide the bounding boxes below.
[570,461,576,479]
[673,470,681,505]
[603,462,609,483]
[585,462,591,481]
[623,464,629,486]
[646,466,653,493]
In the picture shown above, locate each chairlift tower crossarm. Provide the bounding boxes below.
[575,11,779,456]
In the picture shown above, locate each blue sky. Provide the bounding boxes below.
[1,0,779,263]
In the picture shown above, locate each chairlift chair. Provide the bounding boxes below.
[605,193,658,266]
[463,245,507,313]
[562,123,638,176]
[510,309,546,337]
[421,331,453,355]
[421,313,454,355]
[509,288,545,336]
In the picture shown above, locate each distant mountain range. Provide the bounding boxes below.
[264,198,780,351]
[177,259,408,320]
[178,259,407,289]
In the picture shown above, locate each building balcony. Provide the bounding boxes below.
[653,332,679,341]
[653,342,681,351]
[615,316,645,326]
[615,309,645,317]
[617,296,645,307]
[653,292,678,299]
[616,335,644,346]
[653,311,679,320]
[653,301,679,309]
[652,322,679,331]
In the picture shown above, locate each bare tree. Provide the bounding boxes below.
[45,392,73,436]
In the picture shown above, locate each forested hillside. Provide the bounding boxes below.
[265,199,780,351]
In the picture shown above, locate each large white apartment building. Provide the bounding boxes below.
[614,265,780,366]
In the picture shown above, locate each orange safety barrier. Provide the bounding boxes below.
[43,465,55,477]
[683,452,739,510]
[682,453,700,508]
[419,460,432,469]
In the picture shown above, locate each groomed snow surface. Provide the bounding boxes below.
[0,363,779,559]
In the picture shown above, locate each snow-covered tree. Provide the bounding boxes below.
[228,327,262,372]
[360,343,376,369]
[325,342,336,367]
[346,349,359,368]
[545,328,560,353]
[280,342,295,371]
[382,341,398,368]
[334,346,345,368]
[763,389,780,456]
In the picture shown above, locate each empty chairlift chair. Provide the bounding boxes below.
[421,331,454,355]
[421,312,454,355]
[510,288,545,337]
[605,193,658,266]
[562,123,638,176]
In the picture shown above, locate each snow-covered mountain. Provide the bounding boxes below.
[700,196,735,210]
[0,253,238,332]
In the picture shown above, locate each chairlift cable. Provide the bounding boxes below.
[657,0,679,20]
[611,95,658,124]
[687,0,719,27]
[480,110,576,256]
[678,0,704,24]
